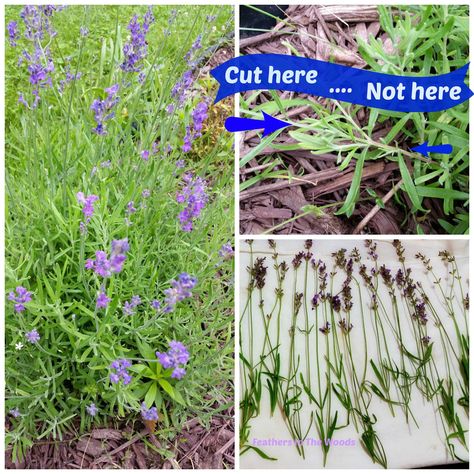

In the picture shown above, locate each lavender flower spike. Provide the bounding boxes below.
[9,408,21,418]
[7,21,20,47]
[26,329,40,344]
[141,402,159,421]
[110,358,132,385]
[164,273,197,312]
[121,7,155,73]
[86,403,97,416]
[156,340,190,379]
[9,286,32,313]
[96,291,111,309]
[86,239,129,278]
[176,173,208,232]
[90,84,120,135]
[76,192,99,223]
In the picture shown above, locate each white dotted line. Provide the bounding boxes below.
[329,87,352,93]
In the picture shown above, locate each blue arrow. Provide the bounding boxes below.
[411,141,453,157]
[225,111,290,137]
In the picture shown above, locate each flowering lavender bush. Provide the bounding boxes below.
[6,5,234,463]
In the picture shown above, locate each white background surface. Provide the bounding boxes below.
[240,239,469,469]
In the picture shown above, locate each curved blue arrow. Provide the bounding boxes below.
[225,111,290,137]
[411,141,453,157]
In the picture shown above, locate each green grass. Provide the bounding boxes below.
[5,5,234,462]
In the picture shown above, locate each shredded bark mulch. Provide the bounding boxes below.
[239,5,442,235]
[6,407,234,469]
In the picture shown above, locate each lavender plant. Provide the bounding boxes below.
[5,5,234,463]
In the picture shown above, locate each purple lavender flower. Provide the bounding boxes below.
[140,150,150,161]
[86,239,129,278]
[156,340,190,379]
[18,94,30,108]
[413,300,428,325]
[17,45,55,108]
[421,336,431,346]
[176,173,208,232]
[101,160,111,168]
[121,7,155,73]
[319,322,331,335]
[184,34,202,67]
[182,126,193,153]
[112,238,130,255]
[58,65,81,94]
[86,403,97,416]
[141,402,158,421]
[142,189,151,198]
[131,295,141,306]
[7,21,19,47]
[21,47,54,87]
[171,367,186,379]
[80,26,89,37]
[26,329,40,344]
[123,295,141,315]
[8,286,32,313]
[191,101,208,134]
[175,159,185,169]
[218,242,234,261]
[110,359,132,385]
[76,192,99,223]
[96,291,111,309]
[181,101,209,152]
[311,292,322,308]
[90,84,120,135]
[20,5,58,42]
[151,299,161,310]
[123,301,135,316]
[126,201,137,215]
[171,70,194,106]
[164,273,197,312]
[330,295,341,313]
[9,408,21,418]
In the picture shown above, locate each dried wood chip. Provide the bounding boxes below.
[318,5,379,23]
[91,428,123,441]
[241,207,293,220]
[132,443,147,469]
[367,21,381,38]
[381,34,397,55]
[299,28,317,56]
[354,22,368,42]
[76,437,106,457]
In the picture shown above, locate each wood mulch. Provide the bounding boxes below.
[5,406,234,469]
[239,5,442,235]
